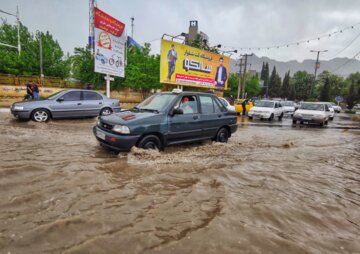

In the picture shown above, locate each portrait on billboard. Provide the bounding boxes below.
[167,44,178,81]
[214,57,228,88]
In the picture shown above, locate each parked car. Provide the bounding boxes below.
[292,102,330,126]
[11,89,120,122]
[330,102,341,113]
[247,100,284,120]
[325,102,335,120]
[280,101,296,117]
[218,97,235,112]
[234,99,253,114]
[93,91,238,152]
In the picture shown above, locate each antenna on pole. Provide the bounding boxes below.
[131,17,134,38]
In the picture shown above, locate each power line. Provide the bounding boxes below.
[223,21,360,52]
[331,50,360,74]
[325,31,360,59]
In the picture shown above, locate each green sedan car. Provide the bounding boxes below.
[93,91,238,151]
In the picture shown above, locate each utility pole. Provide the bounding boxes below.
[241,53,253,99]
[236,58,243,100]
[310,50,327,97]
[89,0,95,57]
[38,32,43,84]
[131,17,134,38]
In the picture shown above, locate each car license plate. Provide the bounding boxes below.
[96,130,106,140]
[303,117,312,120]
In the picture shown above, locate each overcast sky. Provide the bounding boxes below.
[1,0,360,62]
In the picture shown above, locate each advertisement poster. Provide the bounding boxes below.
[160,40,230,90]
[94,7,126,77]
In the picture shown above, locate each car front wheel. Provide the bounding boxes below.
[278,113,283,121]
[216,128,229,143]
[268,114,274,121]
[100,107,113,116]
[137,135,162,150]
[32,109,50,122]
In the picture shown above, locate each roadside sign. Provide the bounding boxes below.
[335,96,343,102]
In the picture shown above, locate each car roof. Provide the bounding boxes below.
[160,91,217,96]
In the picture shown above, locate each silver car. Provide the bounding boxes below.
[11,89,120,122]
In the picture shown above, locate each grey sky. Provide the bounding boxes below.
[1,0,360,62]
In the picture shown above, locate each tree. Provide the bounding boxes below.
[0,21,70,77]
[268,66,281,97]
[346,81,357,109]
[281,71,290,99]
[290,71,314,100]
[224,73,239,98]
[245,75,261,97]
[319,77,331,101]
[260,62,269,96]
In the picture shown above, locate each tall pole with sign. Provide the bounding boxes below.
[94,7,126,98]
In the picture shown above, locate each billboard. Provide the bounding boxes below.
[94,7,126,77]
[160,40,230,90]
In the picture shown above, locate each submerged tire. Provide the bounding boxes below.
[216,128,229,143]
[32,109,50,122]
[137,135,162,150]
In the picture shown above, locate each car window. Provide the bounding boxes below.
[83,91,102,100]
[324,104,329,111]
[214,97,226,112]
[200,96,215,114]
[62,91,81,101]
[177,95,198,114]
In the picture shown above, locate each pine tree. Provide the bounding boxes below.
[268,66,281,97]
[281,71,290,99]
[261,62,269,96]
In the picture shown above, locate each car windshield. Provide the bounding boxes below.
[135,93,177,112]
[46,90,65,100]
[280,101,294,106]
[256,101,274,108]
[300,103,324,111]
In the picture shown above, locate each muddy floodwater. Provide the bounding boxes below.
[0,113,359,254]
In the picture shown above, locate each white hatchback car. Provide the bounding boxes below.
[324,102,335,120]
[280,101,296,117]
[293,102,330,126]
[248,100,284,120]
[218,97,235,112]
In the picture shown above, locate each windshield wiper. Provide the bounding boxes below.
[139,108,159,113]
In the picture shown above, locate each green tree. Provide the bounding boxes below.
[319,77,331,101]
[281,71,290,99]
[268,66,281,97]
[224,73,239,98]
[245,75,261,97]
[290,71,314,100]
[0,21,70,77]
[260,62,269,96]
[346,81,357,109]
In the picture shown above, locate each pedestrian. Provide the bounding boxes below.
[32,82,40,100]
[242,99,247,116]
[229,95,235,106]
[26,81,34,100]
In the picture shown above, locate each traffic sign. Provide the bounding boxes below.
[335,96,343,102]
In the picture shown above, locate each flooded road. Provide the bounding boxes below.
[0,113,359,254]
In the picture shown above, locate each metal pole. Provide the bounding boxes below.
[131,17,134,38]
[237,58,243,100]
[16,6,21,55]
[39,32,43,82]
[89,0,95,57]
[241,53,253,99]
[106,74,110,98]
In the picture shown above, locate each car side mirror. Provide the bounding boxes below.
[171,107,183,116]
[57,98,64,102]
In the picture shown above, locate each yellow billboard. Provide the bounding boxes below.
[160,40,230,90]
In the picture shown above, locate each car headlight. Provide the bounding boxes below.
[96,118,101,126]
[14,105,24,110]
[112,125,130,134]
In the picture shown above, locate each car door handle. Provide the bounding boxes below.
[218,114,222,118]
[77,103,82,105]
[193,115,199,120]
[99,102,103,104]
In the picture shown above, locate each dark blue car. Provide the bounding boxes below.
[93,91,238,151]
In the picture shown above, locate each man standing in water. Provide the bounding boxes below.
[167,44,177,81]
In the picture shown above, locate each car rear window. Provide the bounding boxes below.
[83,91,102,100]
[200,96,215,114]
[62,91,81,101]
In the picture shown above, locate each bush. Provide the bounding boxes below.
[344,109,356,114]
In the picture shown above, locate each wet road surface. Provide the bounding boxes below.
[0,113,359,253]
